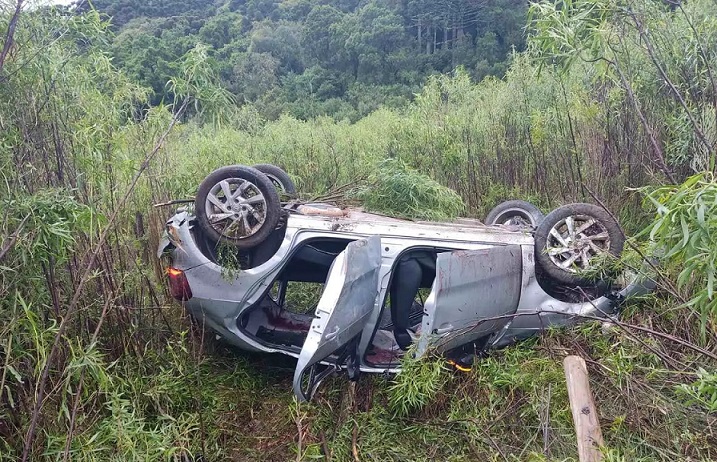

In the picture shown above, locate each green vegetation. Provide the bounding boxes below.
[641,173,717,334]
[72,0,528,121]
[1,0,716,460]
[360,159,466,220]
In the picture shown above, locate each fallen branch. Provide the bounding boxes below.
[577,286,685,370]
[153,198,194,208]
[542,383,552,457]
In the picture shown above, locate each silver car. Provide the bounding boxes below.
[158,165,652,401]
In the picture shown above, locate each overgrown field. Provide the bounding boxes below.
[1,0,717,460]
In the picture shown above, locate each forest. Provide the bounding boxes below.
[76,0,528,120]
[0,0,716,460]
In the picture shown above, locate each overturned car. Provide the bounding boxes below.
[158,164,653,401]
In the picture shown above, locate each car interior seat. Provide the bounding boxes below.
[390,250,437,350]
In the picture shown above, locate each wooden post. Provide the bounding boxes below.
[563,356,604,462]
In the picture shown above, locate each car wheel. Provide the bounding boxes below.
[485,200,544,228]
[195,165,281,249]
[253,164,297,195]
[534,203,625,285]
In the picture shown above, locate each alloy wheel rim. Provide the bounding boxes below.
[497,209,534,227]
[264,173,286,192]
[546,214,610,273]
[205,178,267,239]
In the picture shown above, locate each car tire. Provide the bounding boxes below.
[253,164,297,195]
[534,203,625,285]
[485,200,544,228]
[195,165,281,249]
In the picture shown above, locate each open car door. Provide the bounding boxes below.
[416,245,523,356]
[293,236,381,401]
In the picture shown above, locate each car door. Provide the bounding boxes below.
[416,245,523,356]
[293,235,381,401]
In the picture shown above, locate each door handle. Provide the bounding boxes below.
[324,326,340,341]
[433,325,454,335]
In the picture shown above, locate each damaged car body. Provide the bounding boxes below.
[158,165,654,401]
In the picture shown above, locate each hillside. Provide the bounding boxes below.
[75,0,527,120]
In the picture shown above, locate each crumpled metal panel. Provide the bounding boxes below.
[293,235,381,400]
[417,245,522,356]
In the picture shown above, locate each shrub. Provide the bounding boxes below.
[360,159,465,221]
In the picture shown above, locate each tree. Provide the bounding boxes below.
[111,17,197,103]
[334,2,408,82]
[249,20,304,73]
[301,5,344,64]
[231,51,280,102]
[74,0,529,118]
[199,11,243,49]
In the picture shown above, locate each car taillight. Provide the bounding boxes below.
[167,267,192,301]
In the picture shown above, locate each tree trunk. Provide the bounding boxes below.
[0,0,24,76]
[417,20,422,51]
[452,16,457,43]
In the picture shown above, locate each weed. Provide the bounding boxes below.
[388,350,449,417]
[677,368,717,413]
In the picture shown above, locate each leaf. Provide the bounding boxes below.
[697,203,706,226]
[683,173,703,189]
[6,365,23,384]
[666,239,686,259]
[680,216,690,248]
[677,265,695,288]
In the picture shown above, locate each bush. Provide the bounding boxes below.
[641,173,717,334]
[360,159,465,221]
